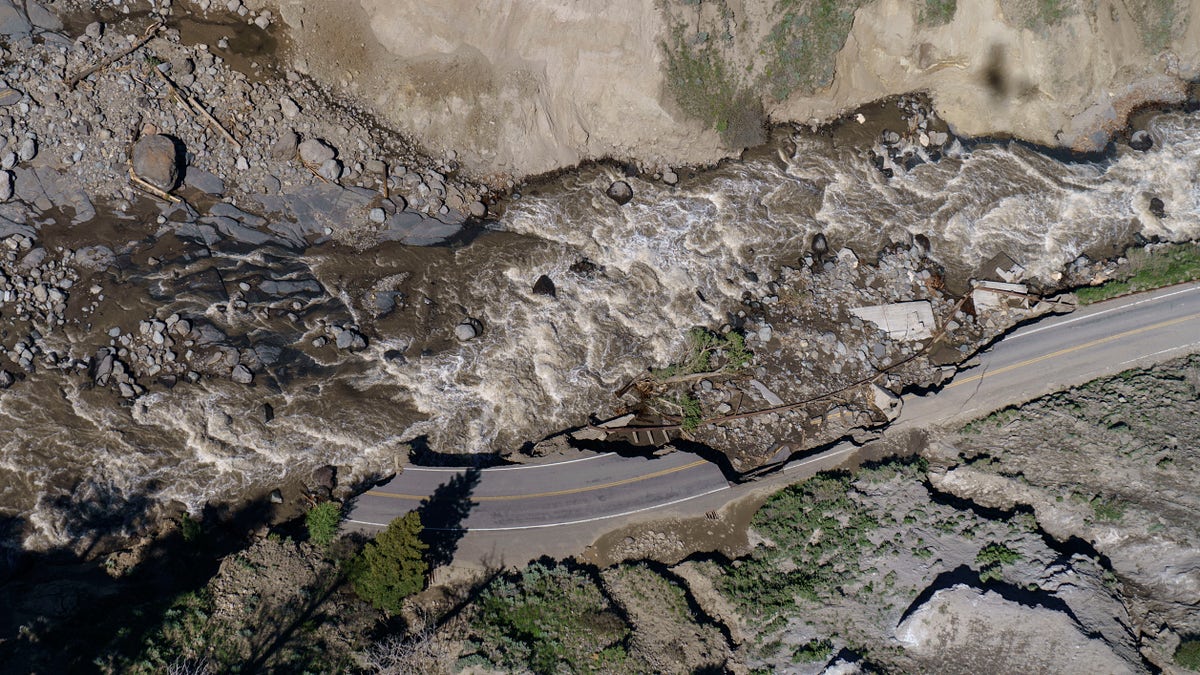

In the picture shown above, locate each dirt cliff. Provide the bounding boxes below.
[269,0,1200,178]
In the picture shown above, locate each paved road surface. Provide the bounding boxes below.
[348,282,1200,562]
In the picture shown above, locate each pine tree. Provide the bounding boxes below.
[350,510,429,613]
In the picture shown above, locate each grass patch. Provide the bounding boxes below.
[920,0,957,25]
[794,637,834,662]
[1091,496,1126,522]
[1129,0,1183,52]
[1176,638,1200,670]
[961,406,1021,435]
[762,0,863,101]
[461,561,631,675]
[1075,242,1200,305]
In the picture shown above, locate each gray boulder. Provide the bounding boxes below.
[298,138,336,165]
[132,135,181,191]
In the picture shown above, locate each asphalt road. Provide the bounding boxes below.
[348,282,1200,551]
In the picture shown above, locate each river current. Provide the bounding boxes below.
[2,109,1199,552]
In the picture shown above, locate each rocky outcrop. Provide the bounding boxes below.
[270,0,1200,178]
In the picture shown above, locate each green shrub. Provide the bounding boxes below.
[305,501,342,547]
[349,511,428,614]
[1176,639,1200,670]
[179,514,202,543]
[462,561,630,674]
[976,542,1022,582]
[794,638,834,662]
[679,394,704,431]
[920,0,957,25]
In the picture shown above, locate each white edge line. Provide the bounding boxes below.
[1007,283,1200,342]
[347,484,732,531]
[351,445,862,531]
[1118,340,1200,366]
[403,452,614,473]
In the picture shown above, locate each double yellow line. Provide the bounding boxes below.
[947,311,1200,389]
[367,459,709,502]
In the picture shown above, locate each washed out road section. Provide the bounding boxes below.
[348,282,1200,539]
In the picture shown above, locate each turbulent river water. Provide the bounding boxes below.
[2,107,1199,552]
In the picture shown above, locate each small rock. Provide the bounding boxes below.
[335,328,367,351]
[605,180,633,206]
[1129,130,1153,152]
[254,14,270,29]
[298,138,336,165]
[280,96,300,119]
[0,89,22,107]
[368,207,386,224]
[231,364,253,384]
[1149,197,1166,218]
[132,135,181,191]
[318,158,342,182]
[269,489,283,504]
[662,169,678,186]
[469,200,487,218]
[0,370,13,389]
[532,274,556,297]
[271,129,299,160]
[0,170,11,202]
[758,326,772,343]
[17,137,36,163]
[184,168,225,195]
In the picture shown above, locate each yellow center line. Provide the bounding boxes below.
[367,459,711,502]
[947,311,1200,389]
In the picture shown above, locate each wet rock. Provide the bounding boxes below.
[132,135,180,191]
[231,364,254,384]
[811,232,829,257]
[1149,197,1166,218]
[569,258,600,278]
[269,489,283,504]
[532,274,556,297]
[1129,130,1153,152]
[312,465,336,491]
[605,180,633,205]
[299,138,336,165]
[662,169,678,185]
[454,320,479,341]
[0,369,13,389]
[335,327,367,351]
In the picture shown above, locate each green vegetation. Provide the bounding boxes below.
[975,542,1022,583]
[961,406,1021,434]
[1002,0,1072,30]
[179,513,202,543]
[652,327,753,380]
[460,561,631,674]
[1090,496,1126,522]
[762,0,862,101]
[349,511,428,614]
[920,0,957,25]
[679,393,704,431]
[1131,0,1183,52]
[1176,638,1200,670]
[305,501,343,547]
[663,26,764,147]
[794,637,834,662]
[1075,243,1200,304]
[719,471,880,616]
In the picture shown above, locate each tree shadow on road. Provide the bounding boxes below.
[417,467,481,569]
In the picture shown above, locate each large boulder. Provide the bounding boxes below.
[132,135,181,191]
